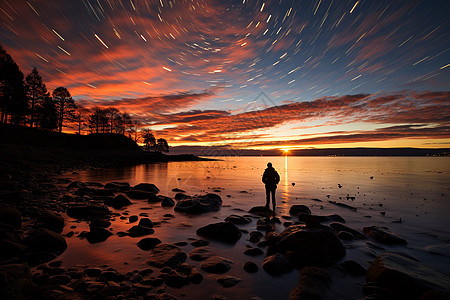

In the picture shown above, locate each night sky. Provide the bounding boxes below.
[1,0,449,149]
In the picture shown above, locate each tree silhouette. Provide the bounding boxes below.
[141,129,156,151]
[105,107,121,133]
[37,95,58,131]
[88,107,107,134]
[72,105,90,135]
[0,44,27,125]
[155,138,169,153]
[53,87,75,132]
[25,67,48,128]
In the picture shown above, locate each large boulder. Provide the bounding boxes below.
[174,194,222,214]
[363,226,407,245]
[0,264,33,299]
[137,237,162,251]
[147,243,187,268]
[37,211,64,233]
[200,256,233,274]
[366,253,450,299]
[126,190,156,200]
[132,183,159,194]
[105,182,130,191]
[262,253,293,275]
[271,225,346,267]
[0,207,22,228]
[105,194,132,209]
[23,228,67,255]
[196,222,242,244]
[67,204,111,220]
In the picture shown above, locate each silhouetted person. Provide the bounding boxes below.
[262,162,280,212]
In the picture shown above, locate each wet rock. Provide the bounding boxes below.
[129,215,138,223]
[298,214,346,226]
[37,211,65,233]
[188,247,214,261]
[132,183,159,194]
[92,188,115,197]
[67,181,86,189]
[0,264,33,299]
[105,182,130,191]
[172,188,185,193]
[23,228,67,255]
[200,256,233,274]
[248,206,273,217]
[249,231,264,243]
[363,226,407,245]
[330,222,365,239]
[196,222,242,243]
[137,238,162,251]
[160,196,175,207]
[262,253,293,275]
[159,268,189,288]
[289,205,311,216]
[244,247,264,256]
[190,239,209,247]
[366,253,450,299]
[271,225,346,268]
[66,204,111,220]
[289,266,331,300]
[23,251,57,266]
[0,207,22,228]
[217,275,241,288]
[86,227,112,244]
[139,218,154,228]
[243,261,259,273]
[174,193,222,214]
[0,239,27,259]
[338,231,354,240]
[225,214,252,224]
[147,192,161,203]
[328,201,357,211]
[0,191,25,203]
[83,268,102,277]
[89,219,111,229]
[147,243,187,268]
[105,194,132,209]
[127,190,156,200]
[174,193,189,200]
[128,225,155,237]
[340,260,366,276]
[146,293,179,300]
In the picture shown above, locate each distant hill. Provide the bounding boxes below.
[170,145,450,157]
[0,124,140,150]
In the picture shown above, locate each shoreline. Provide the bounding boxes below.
[1,146,450,299]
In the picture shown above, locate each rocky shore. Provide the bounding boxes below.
[1,142,450,300]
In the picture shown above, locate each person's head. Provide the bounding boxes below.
[267,162,272,168]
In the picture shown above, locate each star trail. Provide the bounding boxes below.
[1,0,449,149]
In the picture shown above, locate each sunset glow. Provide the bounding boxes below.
[1,0,449,150]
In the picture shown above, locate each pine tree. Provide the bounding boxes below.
[25,67,48,127]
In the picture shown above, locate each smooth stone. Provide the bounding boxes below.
[366,253,450,299]
[92,189,115,197]
[85,227,112,244]
[248,206,273,217]
[262,253,293,275]
[174,194,222,214]
[217,275,241,288]
[23,228,67,255]
[132,183,159,194]
[66,204,111,220]
[147,193,161,203]
[105,182,130,191]
[243,261,259,273]
[289,205,311,216]
[67,181,86,189]
[200,256,233,274]
[138,218,154,228]
[0,207,22,228]
[340,260,367,276]
[147,243,187,268]
[196,222,242,244]
[174,193,190,200]
[89,219,111,229]
[244,247,264,256]
[128,225,155,237]
[289,266,331,299]
[190,239,209,247]
[225,215,252,225]
[127,190,156,200]
[129,215,138,223]
[105,194,132,209]
[363,226,407,245]
[331,222,365,239]
[160,196,175,207]
[36,211,64,233]
[137,238,161,251]
[188,247,214,261]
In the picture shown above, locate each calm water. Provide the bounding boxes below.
[60,157,450,299]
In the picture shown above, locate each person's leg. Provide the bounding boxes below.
[265,188,270,208]
[271,188,276,212]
